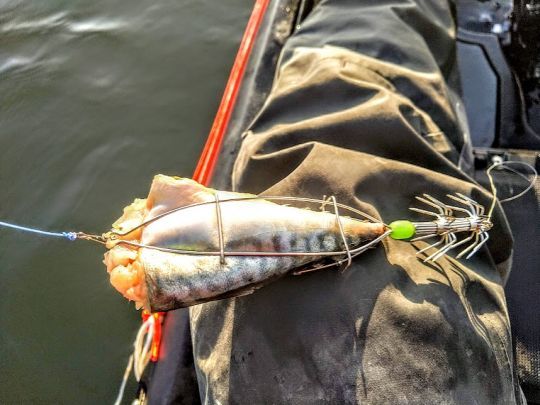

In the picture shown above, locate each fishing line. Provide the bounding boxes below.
[113,316,155,405]
[133,315,155,381]
[0,220,106,245]
[0,220,78,240]
[486,160,538,218]
[113,354,133,405]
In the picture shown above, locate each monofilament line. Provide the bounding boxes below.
[486,160,538,218]
[0,220,77,241]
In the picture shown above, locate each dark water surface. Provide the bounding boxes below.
[0,1,250,402]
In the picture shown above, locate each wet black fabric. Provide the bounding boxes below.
[190,1,522,403]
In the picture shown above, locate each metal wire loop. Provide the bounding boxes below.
[328,196,352,270]
[214,193,226,264]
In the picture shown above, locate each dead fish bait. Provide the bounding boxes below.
[101,176,388,312]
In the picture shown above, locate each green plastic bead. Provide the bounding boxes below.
[389,220,416,240]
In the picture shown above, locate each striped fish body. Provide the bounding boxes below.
[105,175,384,312]
[137,179,383,311]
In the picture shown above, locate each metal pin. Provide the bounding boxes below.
[214,193,226,265]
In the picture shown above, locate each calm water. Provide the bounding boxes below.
[0,1,250,402]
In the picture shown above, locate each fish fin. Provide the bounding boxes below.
[146,175,257,218]
[147,175,215,217]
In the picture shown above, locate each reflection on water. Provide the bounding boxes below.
[0,0,249,402]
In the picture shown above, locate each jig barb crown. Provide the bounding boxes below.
[389,193,493,262]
